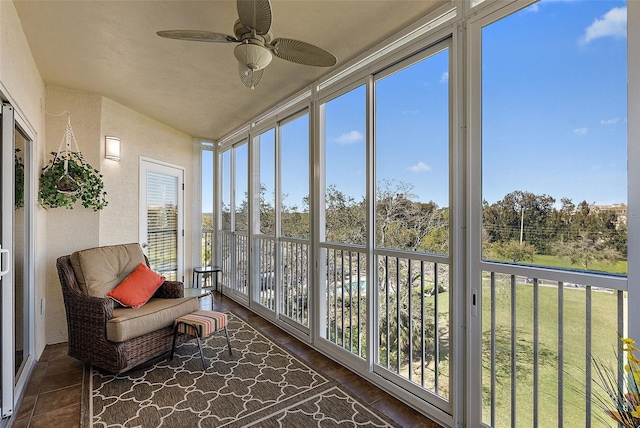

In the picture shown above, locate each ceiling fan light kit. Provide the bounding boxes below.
[157,0,337,89]
[234,41,272,71]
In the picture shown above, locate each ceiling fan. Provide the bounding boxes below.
[157,0,337,89]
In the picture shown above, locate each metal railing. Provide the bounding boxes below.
[253,236,310,326]
[218,231,248,297]
[201,228,213,267]
[322,244,451,400]
[256,236,276,311]
[376,250,450,399]
[234,233,248,296]
[324,244,368,359]
[480,262,626,427]
[217,226,628,424]
[281,238,310,327]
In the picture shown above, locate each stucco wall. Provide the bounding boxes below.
[41,89,196,345]
[0,1,44,127]
[99,97,195,269]
[44,87,102,344]
[0,1,46,357]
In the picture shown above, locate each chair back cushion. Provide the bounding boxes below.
[70,243,146,298]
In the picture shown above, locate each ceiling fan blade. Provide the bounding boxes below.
[237,0,272,35]
[269,38,337,67]
[156,30,238,43]
[238,64,264,89]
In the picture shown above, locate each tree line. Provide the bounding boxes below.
[211,184,627,272]
[484,190,626,271]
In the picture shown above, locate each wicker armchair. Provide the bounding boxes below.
[56,245,198,374]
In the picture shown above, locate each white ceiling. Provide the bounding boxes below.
[14,0,445,141]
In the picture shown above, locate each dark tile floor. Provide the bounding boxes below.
[13,292,443,428]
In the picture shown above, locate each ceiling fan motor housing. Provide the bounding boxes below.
[234,40,272,71]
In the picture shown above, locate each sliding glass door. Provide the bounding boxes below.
[470,1,629,425]
[1,103,35,420]
[0,103,14,420]
[219,140,250,303]
[252,113,311,330]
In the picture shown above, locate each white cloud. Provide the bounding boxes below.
[573,127,588,135]
[440,72,449,83]
[335,130,364,144]
[530,0,576,13]
[409,161,432,173]
[580,7,627,45]
[600,118,619,125]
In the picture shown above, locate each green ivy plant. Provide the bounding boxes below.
[15,148,24,209]
[39,151,108,211]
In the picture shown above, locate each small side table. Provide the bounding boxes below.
[192,266,222,293]
[183,287,214,310]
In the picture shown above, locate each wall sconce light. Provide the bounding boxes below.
[105,136,121,161]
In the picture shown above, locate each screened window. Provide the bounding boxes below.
[235,143,249,232]
[480,1,628,426]
[258,129,276,235]
[221,150,231,231]
[375,48,450,255]
[482,1,627,275]
[201,145,214,266]
[281,114,310,238]
[323,85,367,245]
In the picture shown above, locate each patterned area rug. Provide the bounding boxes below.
[81,313,399,427]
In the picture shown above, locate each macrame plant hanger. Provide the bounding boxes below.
[54,114,81,194]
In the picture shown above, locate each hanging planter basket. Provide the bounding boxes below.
[39,115,108,211]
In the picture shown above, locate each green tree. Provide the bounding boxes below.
[281,194,309,238]
[483,190,555,253]
[325,184,366,245]
[611,220,628,257]
[376,179,448,253]
[490,240,537,263]
[202,213,213,230]
[552,232,622,271]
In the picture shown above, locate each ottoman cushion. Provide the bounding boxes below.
[176,310,227,337]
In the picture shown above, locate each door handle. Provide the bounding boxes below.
[141,243,148,249]
[0,248,10,277]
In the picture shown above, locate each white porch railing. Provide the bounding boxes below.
[481,262,626,427]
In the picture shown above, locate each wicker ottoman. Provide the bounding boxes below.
[170,310,232,369]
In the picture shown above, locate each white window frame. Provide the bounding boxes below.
[466,0,637,425]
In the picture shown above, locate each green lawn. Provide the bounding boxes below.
[338,277,621,426]
[532,254,627,275]
[482,279,621,427]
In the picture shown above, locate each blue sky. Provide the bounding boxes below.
[205,0,627,213]
[483,0,627,206]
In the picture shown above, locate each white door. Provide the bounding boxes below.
[1,103,15,419]
[139,158,185,282]
[1,104,35,422]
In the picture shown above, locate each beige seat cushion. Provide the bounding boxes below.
[106,297,199,342]
[70,243,146,298]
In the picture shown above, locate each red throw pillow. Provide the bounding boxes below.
[106,263,165,308]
